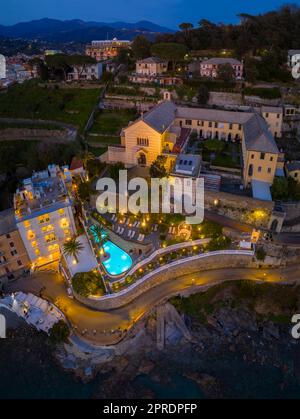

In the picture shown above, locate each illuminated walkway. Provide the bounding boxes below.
[6,263,300,346]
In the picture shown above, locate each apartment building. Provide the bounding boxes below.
[261,106,283,138]
[200,57,243,80]
[14,165,77,268]
[105,100,280,199]
[0,209,30,282]
[135,57,168,76]
[67,62,103,81]
[85,39,131,61]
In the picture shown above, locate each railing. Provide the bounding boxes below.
[89,249,254,301]
[116,238,210,283]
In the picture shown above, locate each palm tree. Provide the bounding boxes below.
[63,237,84,263]
[92,225,108,257]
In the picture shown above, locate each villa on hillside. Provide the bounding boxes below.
[85,39,131,61]
[129,57,182,86]
[200,57,243,79]
[104,98,283,201]
[67,62,103,81]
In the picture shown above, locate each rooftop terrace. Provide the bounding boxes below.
[14,165,72,222]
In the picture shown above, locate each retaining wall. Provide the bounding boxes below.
[74,251,254,310]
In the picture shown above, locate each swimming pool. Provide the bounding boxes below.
[90,226,132,276]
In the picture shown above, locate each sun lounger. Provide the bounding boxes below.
[138,234,145,242]
[120,227,124,234]
[168,227,172,234]
[127,230,132,237]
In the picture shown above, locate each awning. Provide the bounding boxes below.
[251,179,272,201]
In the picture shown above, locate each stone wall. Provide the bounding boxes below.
[205,190,274,228]
[74,252,254,310]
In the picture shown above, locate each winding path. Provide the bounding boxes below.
[5,263,300,346]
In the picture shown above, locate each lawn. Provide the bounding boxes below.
[202,140,241,169]
[87,134,120,145]
[90,109,138,135]
[87,145,108,157]
[0,80,100,133]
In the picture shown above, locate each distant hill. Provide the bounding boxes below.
[0,18,174,42]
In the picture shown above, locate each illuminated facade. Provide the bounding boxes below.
[14,165,77,267]
[85,39,131,61]
[105,100,281,193]
[0,209,30,281]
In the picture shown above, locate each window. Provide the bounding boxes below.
[214,122,218,128]
[229,123,233,130]
[185,120,192,126]
[197,121,204,126]
[24,220,30,228]
[260,152,265,160]
[60,218,69,228]
[45,233,56,243]
[251,154,254,159]
[11,250,17,256]
[277,114,280,119]
[39,214,50,224]
[208,122,212,128]
[258,166,262,173]
[9,242,14,248]
[238,124,242,131]
[265,113,269,118]
[294,173,298,178]
[58,209,65,216]
[270,156,273,162]
[27,230,35,240]
[6,233,11,239]
[17,260,23,266]
[137,138,149,147]
[267,168,271,173]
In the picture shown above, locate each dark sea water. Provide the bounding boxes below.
[1,309,300,399]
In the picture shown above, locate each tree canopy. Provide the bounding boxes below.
[151,42,188,69]
[131,35,152,60]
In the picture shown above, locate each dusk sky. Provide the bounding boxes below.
[1,0,300,28]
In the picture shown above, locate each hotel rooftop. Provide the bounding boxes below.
[14,164,72,222]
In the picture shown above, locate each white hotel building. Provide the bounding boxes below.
[13,165,77,267]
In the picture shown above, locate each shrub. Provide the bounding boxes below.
[72,271,105,297]
[256,247,266,261]
[49,320,69,343]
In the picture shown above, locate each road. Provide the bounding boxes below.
[6,263,300,346]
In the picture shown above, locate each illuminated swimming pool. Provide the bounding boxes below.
[90,226,132,276]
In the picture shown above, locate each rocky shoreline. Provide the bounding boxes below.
[55,280,300,398]
[2,280,300,398]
